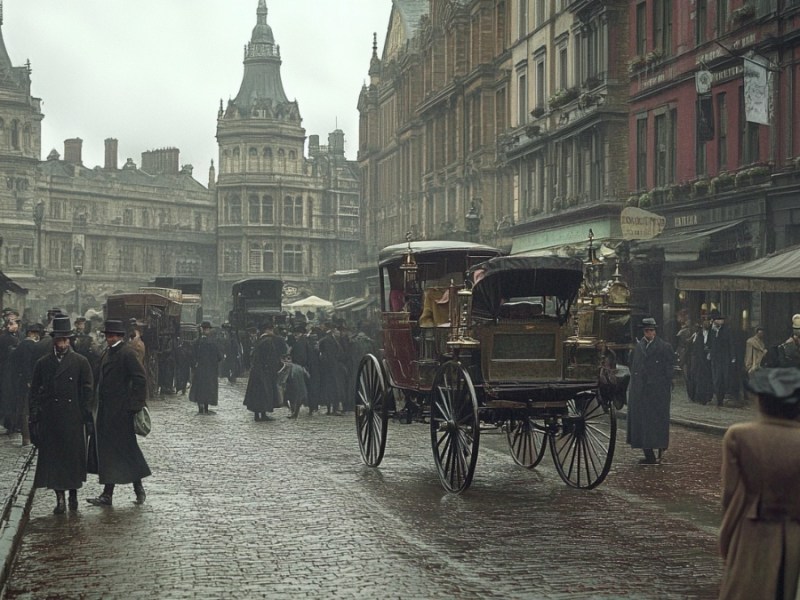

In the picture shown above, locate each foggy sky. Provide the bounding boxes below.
[3,0,392,175]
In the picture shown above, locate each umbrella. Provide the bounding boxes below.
[286,295,333,310]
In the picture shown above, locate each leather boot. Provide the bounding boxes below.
[68,489,78,511]
[87,484,114,506]
[53,491,66,514]
[133,481,146,505]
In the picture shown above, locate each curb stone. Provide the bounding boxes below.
[0,447,36,597]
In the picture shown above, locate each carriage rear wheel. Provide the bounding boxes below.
[355,354,389,467]
[507,417,548,469]
[429,361,480,493]
[550,391,616,489]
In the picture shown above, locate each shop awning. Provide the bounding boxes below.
[675,245,800,292]
[633,220,746,261]
[334,296,376,311]
[0,272,28,296]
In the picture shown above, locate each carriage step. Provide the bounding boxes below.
[484,400,527,409]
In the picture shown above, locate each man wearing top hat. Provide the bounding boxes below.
[28,316,94,514]
[189,321,223,415]
[86,319,150,507]
[709,309,738,407]
[627,317,674,465]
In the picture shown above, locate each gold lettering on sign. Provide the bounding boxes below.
[674,215,698,227]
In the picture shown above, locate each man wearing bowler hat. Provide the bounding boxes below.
[29,316,94,514]
[627,317,674,465]
[86,319,150,506]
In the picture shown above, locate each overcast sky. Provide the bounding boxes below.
[3,0,392,174]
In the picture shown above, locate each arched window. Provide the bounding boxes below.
[10,120,19,150]
[263,147,272,159]
[282,243,303,273]
[222,149,230,173]
[289,150,297,160]
[248,147,259,171]
[226,194,241,224]
[23,125,31,151]
[248,194,260,223]
[232,147,241,172]
[283,196,303,226]
[306,198,314,229]
[262,195,274,224]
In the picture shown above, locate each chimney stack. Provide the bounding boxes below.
[64,138,83,166]
[104,138,118,170]
[308,135,320,158]
[141,148,180,175]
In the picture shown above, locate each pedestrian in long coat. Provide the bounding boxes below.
[318,321,348,415]
[190,321,224,414]
[709,310,738,406]
[290,323,318,414]
[626,317,674,465]
[173,336,192,395]
[86,319,150,507]
[0,317,20,433]
[29,316,94,514]
[243,320,288,421]
[10,323,44,446]
[686,317,714,404]
[719,367,800,600]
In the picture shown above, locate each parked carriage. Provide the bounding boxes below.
[105,291,183,398]
[354,240,628,493]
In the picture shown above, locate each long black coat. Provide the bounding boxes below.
[627,335,674,450]
[710,323,737,401]
[244,333,287,413]
[686,328,714,403]
[29,349,93,490]
[5,338,40,430]
[94,341,151,485]
[318,332,348,408]
[189,335,223,405]
[0,331,19,428]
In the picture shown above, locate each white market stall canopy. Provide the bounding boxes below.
[286,295,333,310]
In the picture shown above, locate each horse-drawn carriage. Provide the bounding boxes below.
[354,240,630,493]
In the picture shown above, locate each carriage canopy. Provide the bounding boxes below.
[469,255,584,319]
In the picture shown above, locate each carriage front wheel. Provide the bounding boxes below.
[355,354,389,467]
[507,416,548,469]
[429,361,480,494]
[550,391,616,489]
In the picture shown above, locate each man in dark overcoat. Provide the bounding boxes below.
[86,319,150,507]
[627,317,674,465]
[173,335,192,395]
[190,321,224,414]
[318,321,348,415]
[686,316,714,404]
[709,310,737,407]
[243,319,288,421]
[10,323,44,446]
[0,315,20,434]
[29,316,94,514]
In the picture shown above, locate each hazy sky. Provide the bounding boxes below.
[3,0,392,173]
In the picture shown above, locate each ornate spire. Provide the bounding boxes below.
[231,0,291,111]
[369,32,381,78]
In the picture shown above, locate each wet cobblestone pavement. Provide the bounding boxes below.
[1,378,744,599]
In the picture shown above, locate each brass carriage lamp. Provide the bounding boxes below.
[399,232,418,290]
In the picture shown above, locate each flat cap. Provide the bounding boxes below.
[745,368,800,404]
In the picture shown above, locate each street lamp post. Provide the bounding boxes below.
[33,199,44,277]
[73,243,84,317]
[465,202,481,243]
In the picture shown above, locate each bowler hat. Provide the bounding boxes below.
[200,320,213,329]
[26,323,44,334]
[101,319,126,335]
[641,317,658,329]
[50,316,75,338]
[744,368,800,404]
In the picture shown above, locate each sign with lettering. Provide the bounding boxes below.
[744,54,769,125]
[620,207,667,240]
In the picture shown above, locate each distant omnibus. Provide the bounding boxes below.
[229,278,284,331]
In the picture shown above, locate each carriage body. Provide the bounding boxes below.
[355,242,622,493]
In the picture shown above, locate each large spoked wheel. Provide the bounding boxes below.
[429,361,480,494]
[550,391,616,489]
[355,354,389,467]
[507,416,548,469]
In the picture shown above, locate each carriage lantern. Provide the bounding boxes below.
[399,232,419,291]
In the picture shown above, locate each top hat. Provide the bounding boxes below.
[744,368,800,404]
[709,309,724,320]
[200,320,213,329]
[641,317,658,329]
[50,315,75,338]
[101,319,126,335]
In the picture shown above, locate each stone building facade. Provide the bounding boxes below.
[358,0,515,257]
[215,0,361,312]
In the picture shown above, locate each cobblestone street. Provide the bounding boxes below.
[3,380,728,599]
